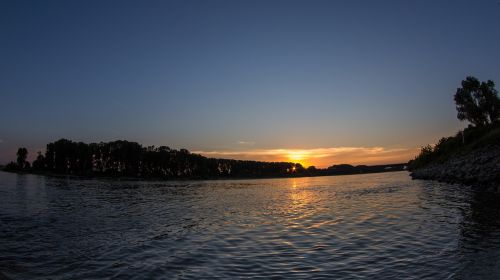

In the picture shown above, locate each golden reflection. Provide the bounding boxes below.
[286,180,318,230]
[288,178,314,207]
[280,177,337,232]
[289,189,313,203]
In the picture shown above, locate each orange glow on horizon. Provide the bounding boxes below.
[194,146,420,168]
[287,151,309,166]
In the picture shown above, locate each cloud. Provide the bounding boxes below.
[192,146,420,167]
[0,139,3,144]
[237,141,255,145]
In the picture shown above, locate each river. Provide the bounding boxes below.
[1,171,500,279]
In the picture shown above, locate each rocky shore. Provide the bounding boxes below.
[410,144,500,192]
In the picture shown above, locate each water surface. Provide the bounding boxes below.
[1,171,500,279]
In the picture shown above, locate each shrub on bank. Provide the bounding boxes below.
[408,122,500,170]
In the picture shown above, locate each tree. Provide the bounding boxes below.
[32,151,46,170]
[16,147,28,169]
[307,166,317,172]
[454,76,500,127]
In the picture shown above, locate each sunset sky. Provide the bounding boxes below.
[1,0,500,167]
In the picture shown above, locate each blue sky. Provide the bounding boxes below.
[1,0,499,166]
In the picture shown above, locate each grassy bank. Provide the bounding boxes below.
[408,123,500,170]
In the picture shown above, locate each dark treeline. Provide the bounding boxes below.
[408,76,500,170]
[3,139,405,179]
[408,122,500,170]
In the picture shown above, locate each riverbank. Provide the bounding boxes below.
[410,144,500,192]
[2,164,406,182]
[408,122,500,192]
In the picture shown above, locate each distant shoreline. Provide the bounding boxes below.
[4,138,408,182]
[2,166,407,182]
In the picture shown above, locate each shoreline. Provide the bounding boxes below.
[1,168,407,183]
[410,144,500,192]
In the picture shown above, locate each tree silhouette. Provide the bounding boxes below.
[16,147,28,169]
[32,151,46,170]
[454,76,500,126]
[408,76,500,171]
[4,139,406,178]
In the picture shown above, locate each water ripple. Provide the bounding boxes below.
[1,171,500,279]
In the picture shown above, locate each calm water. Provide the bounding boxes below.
[1,171,500,279]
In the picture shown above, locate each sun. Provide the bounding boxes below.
[287,151,309,166]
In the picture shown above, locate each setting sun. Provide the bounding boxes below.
[287,151,307,164]
[2,1,500,279]
[195,147,419,168]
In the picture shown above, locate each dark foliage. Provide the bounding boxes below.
[3,139,406,179]
[409,76,500,171]
[16,148,28,169]
[326,163,406,175]
[15,139,304,179]
[4,148,30,172]
[408,123,500,170]
[32,151,46,170]
[454,76,500,127]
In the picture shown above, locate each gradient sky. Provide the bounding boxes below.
[1,0,500,167]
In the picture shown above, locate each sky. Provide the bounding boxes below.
[1,0,499,167]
